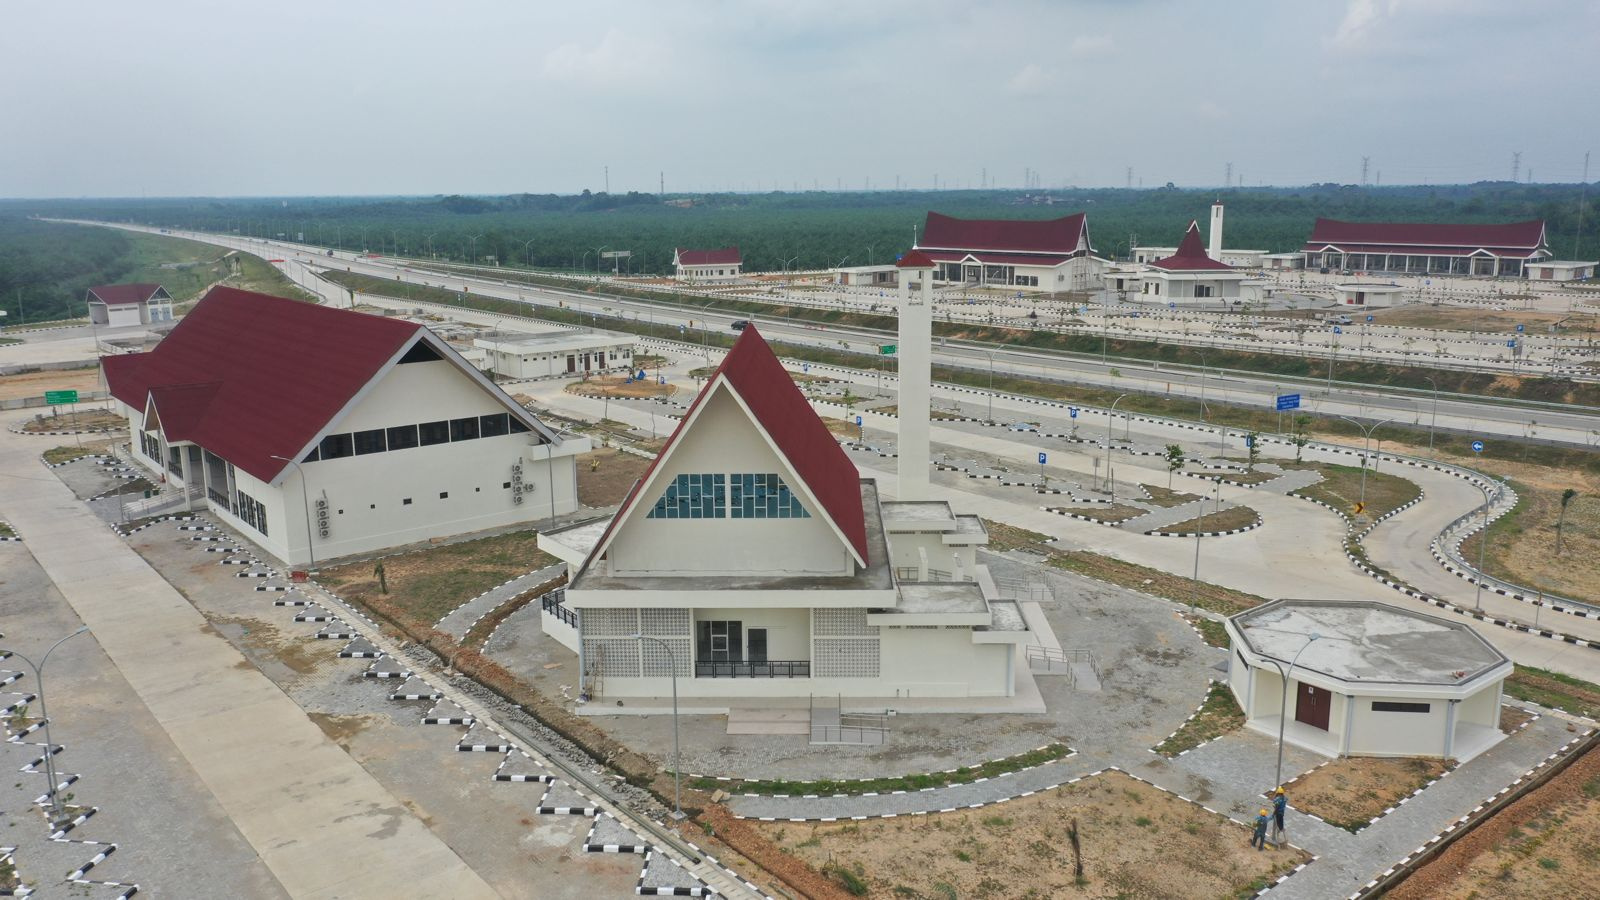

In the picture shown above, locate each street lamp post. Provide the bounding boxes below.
[627,633,684,822]
[522,239,538,269]
[467,234,485,264]
[1268,633,1321,791]
[1474,478,1503,610]
[1193,476,1221,583]
[1423,376,1440,455]
[1334,417,1393,510]
[4,626,91,821]
[268,454,317,572]
[986,350,996,423]
[1106,393,1128,498]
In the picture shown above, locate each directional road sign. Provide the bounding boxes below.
[1471,440,1485,453]
[1038,452,1048,465]
[1275,394,1301,411]
[1507,339,1517,348]
[1333,326,1343,334]
[1068,407,1079,419]
[855,415,863,426]
[879,344,897,355]
[44,390,78,405]
[802,363,810,373]
[657,375,666,385]
[1516,324,1525,333]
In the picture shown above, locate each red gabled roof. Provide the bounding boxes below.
[1149,221,1233,272]
[1305,219,1546,251]
[1300,242,1546,258]
[676,246,742,265]
[919,212,1089,255]
[919,249,1076,267]
[102,287,423,483]
[88,283,167,306]
[587,325,868,568]
[896,249,936,268]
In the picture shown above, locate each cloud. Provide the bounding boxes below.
[1068,34,1115,57]
[1005,63,1054,96]
[541,29,665,87]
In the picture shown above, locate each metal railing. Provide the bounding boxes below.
[540,590,578,628]
[694,660,810,678]
[1027,646,1100,685]
[995,576,1053,603]
[810,718,888,745]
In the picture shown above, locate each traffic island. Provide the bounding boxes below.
[1284,756,1454,832]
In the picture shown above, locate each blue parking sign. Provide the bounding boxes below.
[1038,452,1047,465]
[1366,315,1374,322]
[1333,326,1342,334]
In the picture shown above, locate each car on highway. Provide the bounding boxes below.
[731,319,750,331]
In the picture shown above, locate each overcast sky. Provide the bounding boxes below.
[3,0,1596,198]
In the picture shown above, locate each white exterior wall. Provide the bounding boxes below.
[676,263,742,281]
[606,387,852,577]
[101,304,144,327]
[1346,697,1450,758]
[879,627,1010,698]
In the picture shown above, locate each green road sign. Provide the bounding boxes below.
[44,390,79,405]
[879,344,897,355]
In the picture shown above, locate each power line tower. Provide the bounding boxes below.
[659,171,664,196]
[1511,151,1521,183]
[1225,162,1232,188]
[1361,156,1370,187]
[1126,167,1133,189]
[1576,151,1591,258]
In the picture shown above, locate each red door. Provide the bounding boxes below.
[1295,682,1331,731]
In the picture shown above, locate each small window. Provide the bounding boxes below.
[508,417,531,434]
[353,429,386,455]
[503,481,512,489]
[387,424,419,451]
[450,416,480,441]
[479,413,509,437]
[419,421,450,446]
[302,447,320,463]
[439,491,449,499]
[319,433,354,460]
[402,497,413,505]
[1372,701,1431,714]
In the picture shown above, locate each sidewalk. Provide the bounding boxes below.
[0,412,500,899]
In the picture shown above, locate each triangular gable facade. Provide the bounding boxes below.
[1150,221,1233,272]
[582,326,868,578]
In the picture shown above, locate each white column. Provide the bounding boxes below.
[1209,203,1225,261]
[896,261,934,500]
[1341,693,1357,756]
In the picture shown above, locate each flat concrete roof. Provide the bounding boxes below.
[881,500,956,523]
[1336,282,1404,291]
[1232,599,1507,687]
[890,582,988,616]
[475,329,632,355]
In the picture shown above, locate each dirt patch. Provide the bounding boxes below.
[1371,307,1596,334]
[821,416,860,437]
[1387,739,1600,899]
[982,519,1054,552]
[20,408,124,432]
[1461,479,1600,605]
[1154,682,1245,756]
[1504,666,1600,720]
[308,712,377,749]
[1501,706,1537,733]
[750,770,1308,899]
[1047,549,1271,616]
[1289,756,1451,832]
[566,375,678,399]
[317,530,556,627]
[41,441,111,464]
[213,615,326,675]
[1142,484,1203,508]
[0,366,99,402]
[1048,503,1148,525]
[577,447,653,507]
[1153,505,1260,534]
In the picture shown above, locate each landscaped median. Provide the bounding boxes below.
[1152,681,1246,757]
[689,743,1074,797]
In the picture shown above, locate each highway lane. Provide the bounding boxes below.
[78,223,1600,449]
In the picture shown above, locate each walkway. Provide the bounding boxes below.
[435,562,566,641]
[0,411,500,899]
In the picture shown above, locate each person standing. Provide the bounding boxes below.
[1251,808,1270,851]
[1272,787,1289,844]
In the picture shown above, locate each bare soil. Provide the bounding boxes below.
[41,440,111,464]
[317,530,555,626]
[1048,503,1148,524]
[1289,757,1451,832]
[1387,739,1600,899]
[1046,549,1271,616]
[0,366,99,401]
[1371,307,1597,334]
[1153,505,1260,534]
[751,770,1309,899]
[566,376,677,399]
[577,447,652,507]
[21,408,124,431]
[1501,706,1536,733]
[1142,484,1203,508]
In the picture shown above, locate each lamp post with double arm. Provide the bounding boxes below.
[269,454,316,572]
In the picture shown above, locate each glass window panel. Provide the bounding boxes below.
[418,420,450,446]
[386,424,419,450]
[479,413,509,437]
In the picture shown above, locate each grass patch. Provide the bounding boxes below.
[687,743,1072,797]
[981,518,1053,552]
[1153,682,1246,757]
[21,409,123,432]
[1289,463,1422,522]
[42,445,97,465]
[1142,483,1203,508]
[1047,503,1148,524]
[317,530,556,626]
[1184,614,1230,649]
[0,521,14,539]
[1047,549,1271,615]
[1153,505,1260,534]
[1504,666,1600,720]
[1290,756,1451,832]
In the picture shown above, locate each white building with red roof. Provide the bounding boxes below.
[536,285,1037,709]
[1130,221,1250,303]
[1300,219,1550,277]
[102,286,589,567]
[673,246,743,281]
[87,283,174,327]
[914,211,1104,292]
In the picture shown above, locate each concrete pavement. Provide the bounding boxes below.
[0,410,502,899]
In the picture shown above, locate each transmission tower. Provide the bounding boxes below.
[1126,167,1133,189]
[1512,151,1521,183]
[1225,162,1232,188]
[1361,156,1370,187]
[1576,151,1590,258]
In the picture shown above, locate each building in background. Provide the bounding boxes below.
[87,283,174,327]
[537,284,1039,710]
[1226,599,1510,761]
[831,264,899,287]
[914,211,1104,292]
[1524,260,1597,282]
[1300,219,1550,277]
[474,329,636,379]
[1332,282,1405,308]
[103,287,589,567]
[673,246,743,281]
[1134,221,1248,302]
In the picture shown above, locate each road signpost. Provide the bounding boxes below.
[1472,440,1485,454]
[1038,451,1047,486]
[1068,406,1079,437]
[1275,392,1300,433]
[879,344,896,355]
[855,414,863,444]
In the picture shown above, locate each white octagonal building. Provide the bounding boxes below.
[1226,599,1511,762]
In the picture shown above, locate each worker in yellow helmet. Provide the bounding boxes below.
[1272,787,1289,844]
[1250,808,1270,850]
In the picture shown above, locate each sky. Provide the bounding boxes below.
[2,0,1597,198]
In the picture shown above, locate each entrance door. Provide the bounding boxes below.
[1295,682,1331,731]
[747,628,768,664]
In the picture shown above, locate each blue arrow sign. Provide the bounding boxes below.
[1366,315,1374,322]
[1245,435,1255,447]
[1333,326,1343,334]
[1038,452,1048,465]
[1472,440,1484,453]
[657,375,666,385]
[1169,302,1176,309]
[1516,324,1525,332]
[855,415,863,426]
[802,363,810,373]
[1276,394,1301,411]
[1069,407,1079,418]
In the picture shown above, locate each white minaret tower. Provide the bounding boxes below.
[893,250,935,500]
[1209,201,1225,262]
